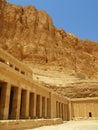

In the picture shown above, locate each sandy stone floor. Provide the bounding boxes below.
[27,120,98,130]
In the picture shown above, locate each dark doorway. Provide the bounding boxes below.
[89,112,92,117]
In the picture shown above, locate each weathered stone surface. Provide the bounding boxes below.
[0,117,63,130]
[0,0,98,79]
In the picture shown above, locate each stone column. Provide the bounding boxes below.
[63,104,66,120]
[56,101,59,118]
[42,97,48,118]
[62,104,65,120]
[29,92,36,119]
[29,93,34,119]
[40,95,42,118]
[10,87,21,119]
[0,83,11,120]
[61,103,63,120]
[36,95,42,118]
[60,103,62,118]
[15,88,21,119]
[33,93,36,118]
[47,98,51,118]
[49,93,56,118]
[61,103,63,119]
[42,97,45,118]
[58,102,60,118]
[20,90,30,119]
[68,101,72,120]
[45,97,47,118]
[25,91,30,118]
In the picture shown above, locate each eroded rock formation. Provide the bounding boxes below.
[0,0,98,79]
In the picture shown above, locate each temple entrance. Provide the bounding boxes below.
[89,112,92,117]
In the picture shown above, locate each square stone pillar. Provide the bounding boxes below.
[61,103,63,119]
[64,104,68,120]
[42,97,47,118]
[39,95,42,118]
[49,93,56,118]
[68,101,72,120]
[20,90,30,119]
[62,104,65,120]
[60,103,62,118]
[15,88,21,119]
[47,98,51,118]
[10,87,21,119]
[56,101,59,118]
[0,83,11,120]
[42,97,45,118]
[25,91,30,118]
[29,92,36,119]
[36,95,42,118]
[61,103,63,118]
[33,93,36,118]
[66,104,69,120]
[45,97,47,118]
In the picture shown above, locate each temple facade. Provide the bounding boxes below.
[71,97,98,120]
[0,48,98,122]
[0,48,69,121]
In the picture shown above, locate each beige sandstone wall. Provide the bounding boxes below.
[0,118,63,130]
[71,98,98,120]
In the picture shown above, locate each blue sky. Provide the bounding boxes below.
[7,0,98,42]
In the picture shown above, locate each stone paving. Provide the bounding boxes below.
[31,120,98,130]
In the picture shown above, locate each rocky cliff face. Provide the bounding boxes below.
[0,0,98,79]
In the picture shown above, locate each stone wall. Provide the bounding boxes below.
[71,97,98,120]
[0,118,63,130]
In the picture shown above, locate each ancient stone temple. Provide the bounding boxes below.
[0,48,98,130]
[0,48,69,129]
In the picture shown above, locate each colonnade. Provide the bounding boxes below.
[0,48,69,121]
[0,82,50,120]
[56,101,68,120]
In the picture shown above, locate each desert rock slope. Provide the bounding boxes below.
[0,0,98,98]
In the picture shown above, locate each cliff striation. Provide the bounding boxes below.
[0,0,98,80]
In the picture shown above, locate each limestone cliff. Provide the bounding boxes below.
[0,0,98,79]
